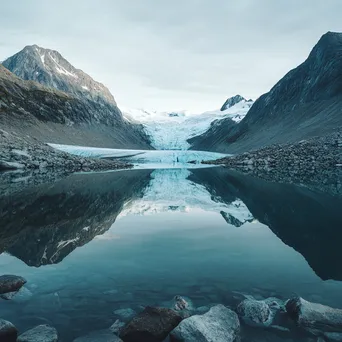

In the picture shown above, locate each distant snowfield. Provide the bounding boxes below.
[122,100,253,150]
[48,144,228,169]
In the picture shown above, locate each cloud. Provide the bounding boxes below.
[1,0,342,111]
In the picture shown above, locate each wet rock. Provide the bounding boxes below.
[0,286,32,301]
[0,319,17,342]
[172,296,194,312]
[119,306,182,342]
[237,298,272,326]
[17,324,58,342]
[114,308,136,321]
[323,332,342,341]
[0,274,26,295]
[286,297,342,334]
[73,329,122,341]
[110,320,125,335]
[170,304,240,342]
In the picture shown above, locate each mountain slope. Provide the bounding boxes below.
[1,46,152,149]
[123,96,252,150]
[2,45,115,105]
[189,32,342,153]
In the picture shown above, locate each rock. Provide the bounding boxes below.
[286,297,342,333]
[73,329,123,341]
[170,304,240,342]
[119,306,182,342]
[172,296,194,312]
[0,274,27,295]
[237,298,272,326]
[110,320,125,335]
[323,332,342,341]
[0,319,17,342]
[0,286,32,301]
[17,324,58,342]
[114,308,136,321]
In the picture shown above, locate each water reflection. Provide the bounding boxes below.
[0,170,152,266]
[190,168,342,281]
[1,167,342,341]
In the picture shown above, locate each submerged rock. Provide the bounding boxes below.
[17,324,58,342]
[172,296,194,312]
[0,286,33,301]
[170,304,240,342]
[113,308,137,321]
[110,320,125,335]
[119,306,182,342]
[0,274,26,295]
[0,319,17,342]
[286,297,342,334]
[73,329,122,341]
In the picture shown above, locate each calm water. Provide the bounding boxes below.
[1,166,342,341]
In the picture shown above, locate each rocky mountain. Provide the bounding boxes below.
[0,169,152,266]
[189,32,342,153]
[220,95,250,111]
[2,45,115,105]
[1,47,152,149]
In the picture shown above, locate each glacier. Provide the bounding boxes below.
[122,99,253,150]
[48,144,228,169]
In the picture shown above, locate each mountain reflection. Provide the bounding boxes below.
[190,168,342,281]
[1,167,342,282]
[0,170,152,266]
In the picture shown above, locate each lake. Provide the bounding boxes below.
[1,165,342,341]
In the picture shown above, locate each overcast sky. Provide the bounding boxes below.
[1,0,341,112]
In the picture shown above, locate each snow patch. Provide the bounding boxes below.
[81,85,89,90]
[49,52,77,78]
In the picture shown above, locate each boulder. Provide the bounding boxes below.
[0,275,27,295]
[170,304,240,342]
[0,319,17,342]
[286,297,342,333]
[237,298,272,326]
[119,306,182,342]
[17,324,58,342]
[73,329,122,341]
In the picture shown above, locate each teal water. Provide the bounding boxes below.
[1,167,342,341]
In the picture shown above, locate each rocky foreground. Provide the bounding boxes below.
[0,129,131,173]
[204,132,342,195]
[2,274,342,341]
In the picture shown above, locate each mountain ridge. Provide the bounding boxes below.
[189,31,342,153]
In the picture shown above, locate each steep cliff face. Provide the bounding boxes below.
[190,32,342,153]
[1,47,152,149]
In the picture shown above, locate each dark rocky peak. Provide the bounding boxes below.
[220,95,246,111]
[258,31,342,119]
[2,44,116,105]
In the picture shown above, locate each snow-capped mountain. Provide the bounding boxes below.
[122,96,253,150]
[1,46,152,149]
[2,45,115,105]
